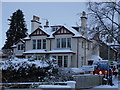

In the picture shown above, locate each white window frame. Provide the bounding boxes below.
[32,39,46,50]
[17,44,24,51]
[56,38,71,49]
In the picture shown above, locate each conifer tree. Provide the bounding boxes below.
[3,9,28,49]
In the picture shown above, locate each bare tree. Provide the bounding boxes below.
[88,2,120,44]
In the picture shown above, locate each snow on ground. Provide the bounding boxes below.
[94,76,119,88]
[39,85,71,88]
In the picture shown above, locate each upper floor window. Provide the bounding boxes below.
[33,40,36,49]
[43,39,46,49]
[56,38,71,49]
[61,38,66,48]
[37,39,41,49]
[67,38,71,48]
[33,39,46,49]
[88,43,90,50]
[57,38,60,48]
[18,44,24,50]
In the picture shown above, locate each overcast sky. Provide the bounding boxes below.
[1,2,87,49]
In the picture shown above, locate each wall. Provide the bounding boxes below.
[73,75,103,89]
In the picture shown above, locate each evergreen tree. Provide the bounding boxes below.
[3,9,28,49]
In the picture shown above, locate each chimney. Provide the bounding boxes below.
[31,15,41,33]
[80,11,87,36]
[44,20,49,28]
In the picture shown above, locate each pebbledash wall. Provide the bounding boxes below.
[12,11,100,68]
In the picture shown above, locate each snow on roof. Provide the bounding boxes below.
[71,68,84,73]
[11,44,17,48]
[23,50,47,54]
[24,36,31,40]
[23,49,75,54]
[61,25,83,37]
[48,49,75,54]
[88,55,102,61]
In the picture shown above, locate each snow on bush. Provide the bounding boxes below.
[0,55,58,70]
[1,55,74,83]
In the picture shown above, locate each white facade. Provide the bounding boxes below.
[13,12,100,68]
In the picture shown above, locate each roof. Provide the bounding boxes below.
[24,36,31,40]
[23,50,47,54]
[88,55,103,61]
[15,39,25,44]
[23,49,75,54]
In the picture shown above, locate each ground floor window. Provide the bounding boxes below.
[52,55,69,67]
[27,55,45,60]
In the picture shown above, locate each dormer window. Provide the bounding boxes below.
[52,27,60,32]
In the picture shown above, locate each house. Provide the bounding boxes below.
[12,11,101,68]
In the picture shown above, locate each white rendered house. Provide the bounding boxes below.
[12,12,101,68]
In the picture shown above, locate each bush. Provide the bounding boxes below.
[1,56,74,83]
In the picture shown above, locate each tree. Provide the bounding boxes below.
[88,2,120,44]
[2,9,28,49]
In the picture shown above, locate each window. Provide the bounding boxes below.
[43,39,46,49]
[81,57,84,66]
[18,44,21,50]
[58,56,62,67]
[21,44,24,50]
[56,38,71,48]
[82,41,84,48]
[88,43,90,50]
[64,56,68,67]
[61,38,66,48]
[57,39,60,48]
[37,40,41,49]
[18,44,24,50]
[33,40,36,49]
[52,27,59,31]
[88,43,91,50]
[33,39,46,49]
[67,38,71,48]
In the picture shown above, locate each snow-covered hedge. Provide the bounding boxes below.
[1,56,74,83]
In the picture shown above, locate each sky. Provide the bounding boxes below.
[1,2,88,49]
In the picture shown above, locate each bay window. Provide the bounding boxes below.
[33,39,46,49]
[56,38,71,48]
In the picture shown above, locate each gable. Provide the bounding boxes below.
[30,28,49,36]
[15,39,25,45]
[53,26,75,36]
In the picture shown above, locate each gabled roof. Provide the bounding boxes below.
[52,25,83,37]
[29,28,49,37]
[53,26,75,36]
[15,39,25,44]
